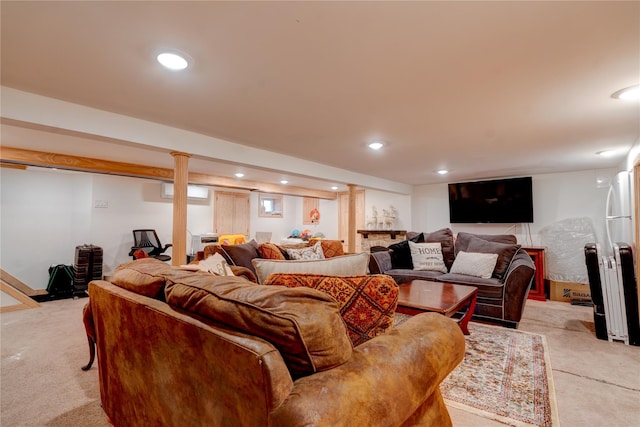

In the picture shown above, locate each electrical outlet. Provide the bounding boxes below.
[94,200,108,208]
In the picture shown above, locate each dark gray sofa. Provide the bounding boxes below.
[369,229,536,328]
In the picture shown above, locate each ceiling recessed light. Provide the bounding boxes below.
[280,180,289,184]
[597,150,617,158]
[437,169,449,175]
[157,52,189,70]
[368,141,385,150]
[234,173,245,178]
[331,186,339,190]
[612,84,640,100]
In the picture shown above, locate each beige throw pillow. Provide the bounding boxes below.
[450,251,498,279]
[409,241,448,273]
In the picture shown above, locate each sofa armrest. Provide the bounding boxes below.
[269,313,465,427]
[502,250,536,323]
[369,250,392,274]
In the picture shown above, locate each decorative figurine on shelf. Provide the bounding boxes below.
[366,206,379,230]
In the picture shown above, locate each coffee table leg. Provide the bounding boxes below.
[458,293,477,335]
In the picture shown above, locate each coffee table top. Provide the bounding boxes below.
[397,280,478,316]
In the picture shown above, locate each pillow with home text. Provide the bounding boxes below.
[409,241,448,273]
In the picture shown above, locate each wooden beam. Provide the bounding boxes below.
[0,269,47,297]
[0,281,41,313]
[1,147,337,200]
[171,152,190,266]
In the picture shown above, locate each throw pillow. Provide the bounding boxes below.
[264,274,399,346]
[408,241,448,273]
[252,252,369,284]
[388,233,423,269]
[286,241,325,260]
[221,239,260,274]
[164,273,352,378]
[111,258,172,299]
[450,251,498,279]
[319,240,345,258]
[258,242,287,260]
[466,236,521,279]
[198,253,235,276]
[422,228,455,270]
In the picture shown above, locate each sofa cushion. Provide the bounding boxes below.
[449,251,498,279]
[319,240,345,258]
[110,258,172,299]
[221,239,260,273]
[252,252,369,284]
[408,241,448,273]
[264,274,399,346]
[285,241,325,260]
[164,272,352,378]
[466,236,521,280]
[388,233,423,269]
[258,242,287,260]
[454,232,517,255]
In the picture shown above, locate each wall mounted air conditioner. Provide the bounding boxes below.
[161,183,209,200]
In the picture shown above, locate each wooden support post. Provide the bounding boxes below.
[171,151,191,266]
[348,184,357,253]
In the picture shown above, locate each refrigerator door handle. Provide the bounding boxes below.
[607,215,633,220]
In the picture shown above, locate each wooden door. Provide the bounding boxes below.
[214,191,249,236]
[338,190,365,252]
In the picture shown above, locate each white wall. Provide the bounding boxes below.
[0,167,340,291]
[412,169,615,246]
[249,193,339,243]
[364,189,412,230]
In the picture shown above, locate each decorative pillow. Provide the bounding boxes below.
[252,252,369,284]
[466,236,521,279]
[258,242,287,260]
[319,240,345,258]
[286,241,325,260]
[164,273,352,378]
[408,241,448,273]
[264,274,399,346]
[449,251,498,279]
[388,233,423,269]
[132,249,149,259]
[197,253,235,276]
[454,232,517,255]
[221,239,260,273]
[422,228,455,270]
[111,258,172,298]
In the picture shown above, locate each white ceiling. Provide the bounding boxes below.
[1,1,638,192]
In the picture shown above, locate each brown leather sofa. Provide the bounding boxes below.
[87,260,465,427]
[369,229,535,328]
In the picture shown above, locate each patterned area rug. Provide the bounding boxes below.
[394,314,559,427]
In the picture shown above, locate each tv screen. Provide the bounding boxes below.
[448,177,534,223]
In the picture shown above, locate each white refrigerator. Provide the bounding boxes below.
[605,171,634,254]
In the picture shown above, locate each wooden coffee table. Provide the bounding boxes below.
[396,280,478,335]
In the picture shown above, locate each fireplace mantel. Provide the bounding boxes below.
[356,230,407,251]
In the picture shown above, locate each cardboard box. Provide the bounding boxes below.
[550,280,591,303]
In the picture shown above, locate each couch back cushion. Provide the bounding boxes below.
[454,233,519,280]
[264,274,398,346]
[455,232,517,254]
[251,252,369,284]
[110,258,172,299]
[164,272,352,378]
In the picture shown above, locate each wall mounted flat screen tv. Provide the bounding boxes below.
[448,177,534,223]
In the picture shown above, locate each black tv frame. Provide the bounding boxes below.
[448,176,534,224]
